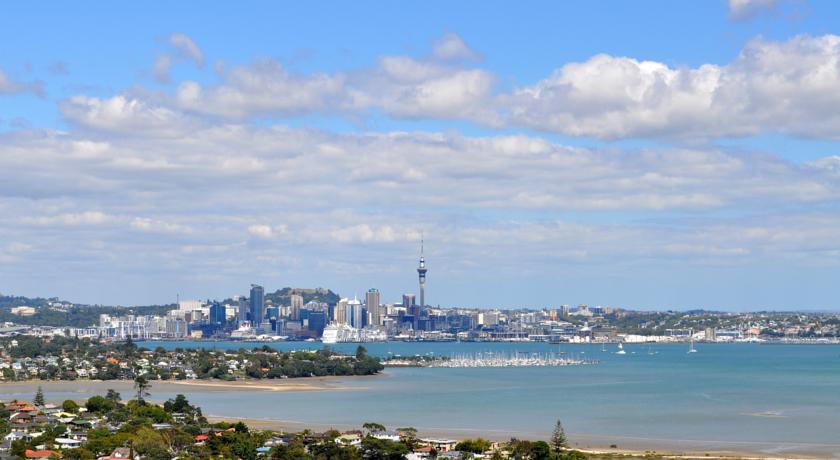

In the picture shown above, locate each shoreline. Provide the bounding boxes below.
[0,375,376,395]
[1,378,835,459]
[204,416,829,460]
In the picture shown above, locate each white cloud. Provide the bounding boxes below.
[131,217,192,234]
[504,34,840,140]
[168,33,205,67]
[154,55,173,83]
[60,95,196,135]
[248,224,274,239]
[432,33,479,61]
[175,60,345,118]
[729,0,777,20]
[0,69,43,96]
[22,211,114,226]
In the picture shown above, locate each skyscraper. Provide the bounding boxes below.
[402,294,416,309]
[249,284,265,327]
[417,237,427,308]
[365,288,381,326]
[348,297,364,328]
[290,294,304,320]
[334,298,348,324]
[209,302,226,325]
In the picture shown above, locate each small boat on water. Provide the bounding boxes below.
[615,343,626,355]
[688,338,698,353]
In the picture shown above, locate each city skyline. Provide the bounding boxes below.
[3,1,840,310]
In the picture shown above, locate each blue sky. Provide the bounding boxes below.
[1,0,840,310]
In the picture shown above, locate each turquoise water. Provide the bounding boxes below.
[10,342,840,456]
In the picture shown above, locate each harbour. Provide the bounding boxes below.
[52,341,837,457]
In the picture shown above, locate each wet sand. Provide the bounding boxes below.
[1,379,832,459]
[0,376,366,396]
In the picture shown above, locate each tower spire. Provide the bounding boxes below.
[417,233,427,310]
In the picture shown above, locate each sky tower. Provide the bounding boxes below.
[417,236,427,308]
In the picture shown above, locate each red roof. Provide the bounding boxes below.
[195,434,209,441]
[26,450,63,459]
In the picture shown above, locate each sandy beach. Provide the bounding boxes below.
[1,379,834,459]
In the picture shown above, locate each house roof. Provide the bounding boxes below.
[25,449,63,458]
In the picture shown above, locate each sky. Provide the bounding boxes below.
[1,0,840,310]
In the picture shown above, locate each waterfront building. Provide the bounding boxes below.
[249,284,265,327]
[302,309,327,336]
[366,288,381,326]
[209,303,226,325]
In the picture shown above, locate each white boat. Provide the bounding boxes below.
[321,323,353,344]
[615,343,626,355]
[321,323,387,344]
[688,338,698,353]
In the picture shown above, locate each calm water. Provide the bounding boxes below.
[7,341,840,456]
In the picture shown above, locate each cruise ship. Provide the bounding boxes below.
[321,323,387,344]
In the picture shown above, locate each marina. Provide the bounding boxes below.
[424,351,595,368]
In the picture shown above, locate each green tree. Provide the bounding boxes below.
[34,386,45,406]
[131,427,168,456]
[62,399,80,413]
[85,396,116,414]
[134,375,151,403]
[360,436,409,460]
[551,419,568,451]
[363,422,386,434]
[455,438,492,454]
[105,388,122,403]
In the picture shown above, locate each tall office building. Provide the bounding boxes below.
[402,294,416,309]
[209,303,226,325]
[365,288,381,326]
[237,297,249,324]
[348,297,364,328]
[290,294,304,320]
[417,238,427,307]
[249,284,265,327]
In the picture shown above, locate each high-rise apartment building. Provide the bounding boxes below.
[334,298,348,324]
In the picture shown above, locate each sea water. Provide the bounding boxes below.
[6,341,840,456]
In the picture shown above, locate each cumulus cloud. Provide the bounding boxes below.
[504,34,840,140]
[57,33,840,142]
[168,33,205,67]
[729,0,777,20]
[176,60,345,118]
[60,94,196,135]
[432,33,480,61]
[2,121,840,305]
[0,69,44,96]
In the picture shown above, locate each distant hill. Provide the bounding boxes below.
[265,287,340,306]
[0,294,176,328]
